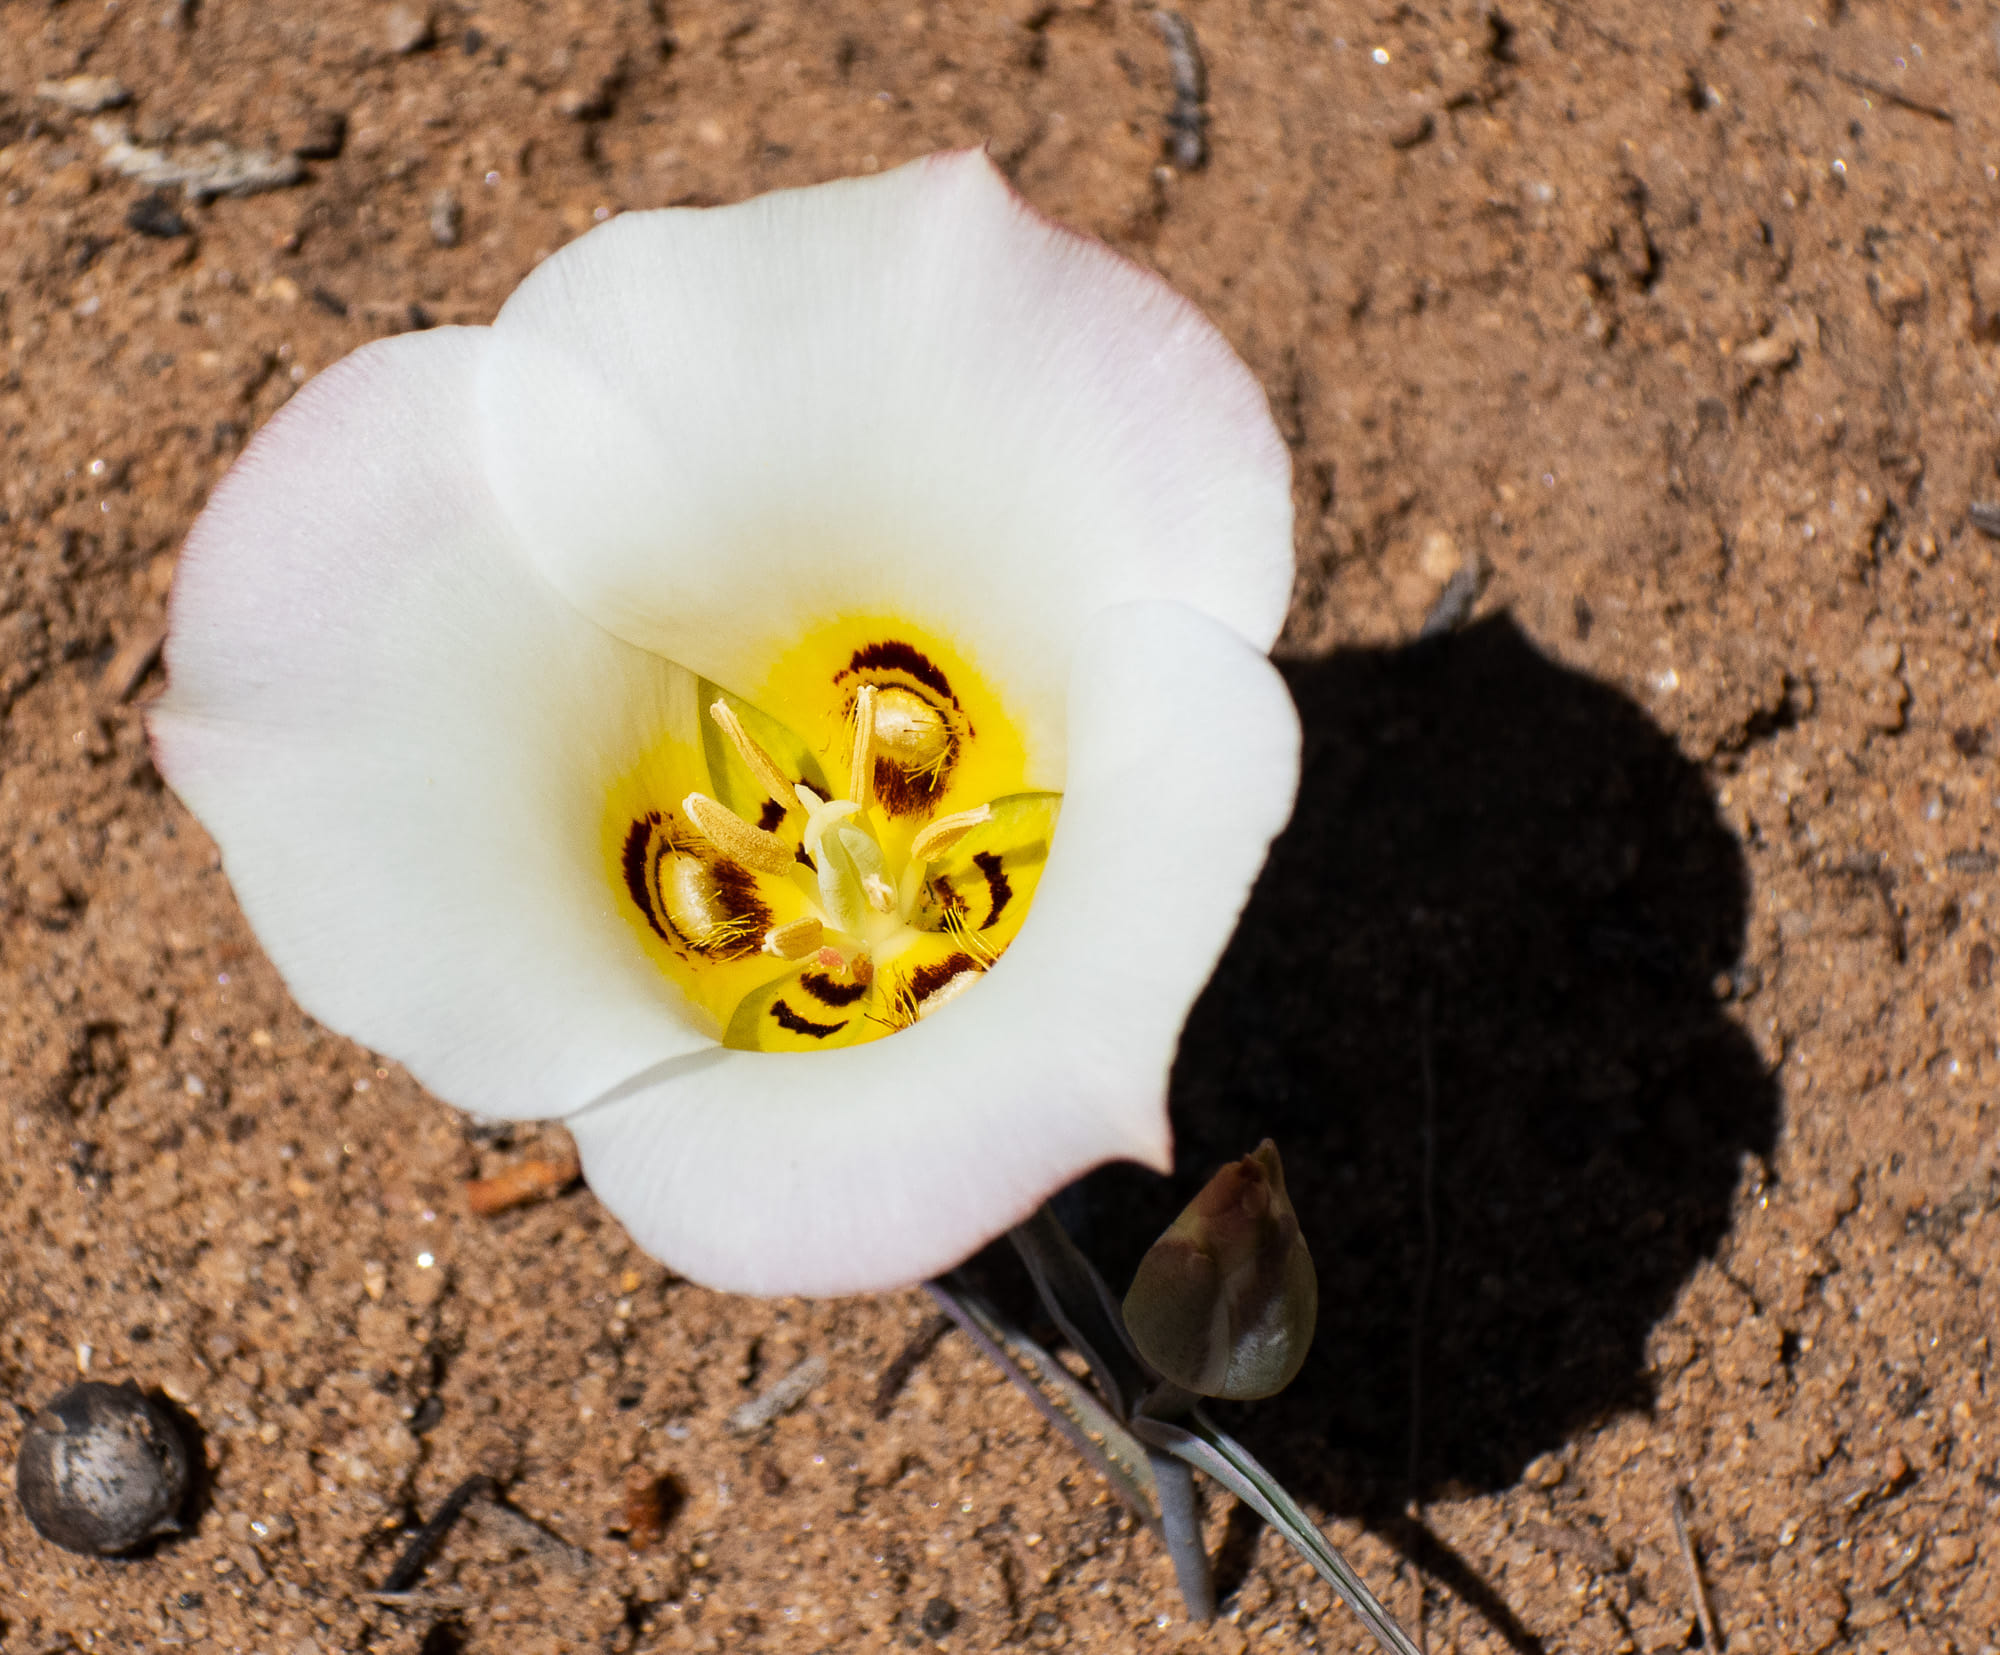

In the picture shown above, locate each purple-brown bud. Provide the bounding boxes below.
[1121,1140,1317,1401]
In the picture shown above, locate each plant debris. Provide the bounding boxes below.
[91,120,305,201]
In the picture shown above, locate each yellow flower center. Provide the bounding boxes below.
[603,619,1060,1051]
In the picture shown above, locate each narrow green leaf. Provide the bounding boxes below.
[925,1278,1160,1534]
[1130,1413,1423,1655]
[1009,1205,1157,1418]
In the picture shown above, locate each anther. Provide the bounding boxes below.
[762,916,823,960]
[709,700,800,813]
[682,792,796,877]
[848,684,879,814]
[909,804,993,863]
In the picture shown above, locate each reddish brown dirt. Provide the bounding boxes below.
[4,1,2000,1651]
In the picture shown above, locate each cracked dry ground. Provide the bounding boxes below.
[4,1,2000,1651]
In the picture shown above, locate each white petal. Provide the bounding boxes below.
[149,329,713,1121]
[478,150,1293,784]
[568,600,1300,1296]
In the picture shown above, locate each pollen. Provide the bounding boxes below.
[763,916,824,959]
[848,683,879,814]
[709,699,800,813]
[910,803,993,863]
[683,791,796,876]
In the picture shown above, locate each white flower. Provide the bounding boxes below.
[149,151,1299,1296]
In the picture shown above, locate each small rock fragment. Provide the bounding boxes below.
[385,3,434,54]
[1968,501,2000,540]
[1417,529,1460,584]
[1389,111,1435,150]
[127,191,189,238]
[1735,330,1797,372]
[428,187,462,248]
[293,108,348,161]
[17,1382,191,1556]
[920,1596,960,1638]
[36,76,133,115]
[45,160,97,202]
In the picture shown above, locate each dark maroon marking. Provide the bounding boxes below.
[971,851,1013,929]
[907,954,977,1003]
[800,971,868,1007]
[704,860,773,961]
[772,1000,847,1038]
[795,845,817,872]
[836,640,959,707]
[622,816,670,943]
[927,877,967,921]
[873,751,952,818]
[756,799,787,833]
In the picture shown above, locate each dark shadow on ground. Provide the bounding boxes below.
[1078,612,1779,1514]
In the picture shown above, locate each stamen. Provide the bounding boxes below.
[848,684,879,813]
[762,917,823,960]
[909,804,994,863]
[709,700,800,813]
[682,792,796,876]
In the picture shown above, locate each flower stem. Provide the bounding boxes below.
[1145,1446,1217,1621]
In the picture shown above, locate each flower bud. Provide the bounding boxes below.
[1122,1140,1317,1401]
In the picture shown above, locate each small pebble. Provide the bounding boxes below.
[429,188,463,248]
[385,3,434,54]
[17,1381,191,1556]
[127,191,190,239]
[293,109,348,161]
[920,1595,960,1638]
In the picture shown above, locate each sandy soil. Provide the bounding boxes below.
[4,0,2000,1650]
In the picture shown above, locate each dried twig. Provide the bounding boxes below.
[379,1475,495,1593]
[465,1141,581,1215]
[1828,65,1953,124]
[90,119,304,201]
[872,1312,952,1419]
[361,1589,470,1610]
[1153,11,1208,170]
[98,622,167,703]
[1417,562,1487,640]
[474,1495,595,1572]
[1670,1488,1722,1652]
[727,1353,829,1434]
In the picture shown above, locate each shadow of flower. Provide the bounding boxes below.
[1085,612,1778,1511]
